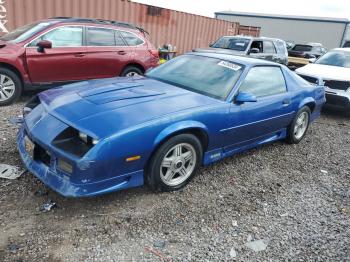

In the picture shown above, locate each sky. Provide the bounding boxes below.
[133,0,350,19]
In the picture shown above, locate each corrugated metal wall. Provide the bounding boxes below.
[3,0,241,53]
[238,25,261,37]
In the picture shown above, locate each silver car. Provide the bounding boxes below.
[296,48,350,111]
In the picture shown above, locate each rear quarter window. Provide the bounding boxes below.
[275,41,287,54]
[120,31,144,46]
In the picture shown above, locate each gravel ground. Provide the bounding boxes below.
[0,95,349,261]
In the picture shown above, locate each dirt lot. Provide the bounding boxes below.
[0,96,349,261]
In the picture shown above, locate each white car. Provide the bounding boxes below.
[296,48,350,111]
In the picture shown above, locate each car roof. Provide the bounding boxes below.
[306,42,323,46]
[219,35,284,42]
[42,17,147,34]
[188,52,279,66]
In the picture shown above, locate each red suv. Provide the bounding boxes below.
[0,17,159,105]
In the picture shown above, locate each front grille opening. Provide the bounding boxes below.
[52,127,93,158]
[324,80,350,91]
[34,145,51,166]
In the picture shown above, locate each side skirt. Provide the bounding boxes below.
[203,129,287,166]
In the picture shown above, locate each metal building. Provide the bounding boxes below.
[215,11,350,49]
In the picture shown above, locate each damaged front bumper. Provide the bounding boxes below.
[17,126,144,197]
[324,87,350,111]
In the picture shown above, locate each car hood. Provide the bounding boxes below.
[194,47,246,55]
[38,77,218,138]
[0,40,23,54]
[296,63,350,81]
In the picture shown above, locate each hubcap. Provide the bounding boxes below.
[160,143,197,187]
[0,74,15,102]
[125,71,139,77]
[294,112,309,139]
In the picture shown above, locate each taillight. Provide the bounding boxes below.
[149,49,159,58]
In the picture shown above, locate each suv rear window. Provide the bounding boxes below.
[292,45,312,52]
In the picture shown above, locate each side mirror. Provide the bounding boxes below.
[209,42,213,47]
[235,92,257,103]
[37,40,52,53]
[249,48,260,54]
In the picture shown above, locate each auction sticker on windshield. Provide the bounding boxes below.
[218,61,241,71]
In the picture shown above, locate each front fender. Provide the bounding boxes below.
[154,120,209,147]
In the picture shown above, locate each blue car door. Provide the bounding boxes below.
[223,66,295,152]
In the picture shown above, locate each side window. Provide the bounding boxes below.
[275,41,287,54]
[120,31,144,46]
[115,31,126,46]
[263,41,276,53]
[87,27,115,46]
[239,66,287,97]
[250,41,263,53]
[29,26,83,47]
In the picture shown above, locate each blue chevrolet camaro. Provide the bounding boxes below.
[17,53,325,197]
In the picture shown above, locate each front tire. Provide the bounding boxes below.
[146,134,203,192]
[286,106,311,144]
[0,68,22,106]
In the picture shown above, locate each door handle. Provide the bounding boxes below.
[282,99,291,106]
[117,50,126,55]
[74,53,85,57]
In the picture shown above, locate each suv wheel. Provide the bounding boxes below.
[121,66,143,77]
[0,68,22,106]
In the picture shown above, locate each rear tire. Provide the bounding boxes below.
[120,66,143,77]
[286,106,311,144]
[0,68,22,106]
[146,134,203,192]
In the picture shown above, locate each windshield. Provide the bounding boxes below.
[315,51,350,68]
[146,55,243,100]
[212,37,250,51]
[292,45,312,52]
[0,21,57,43]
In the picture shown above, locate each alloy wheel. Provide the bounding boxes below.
[294,111,309,140]
[0,74,15,102]
[160,143,197,187]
